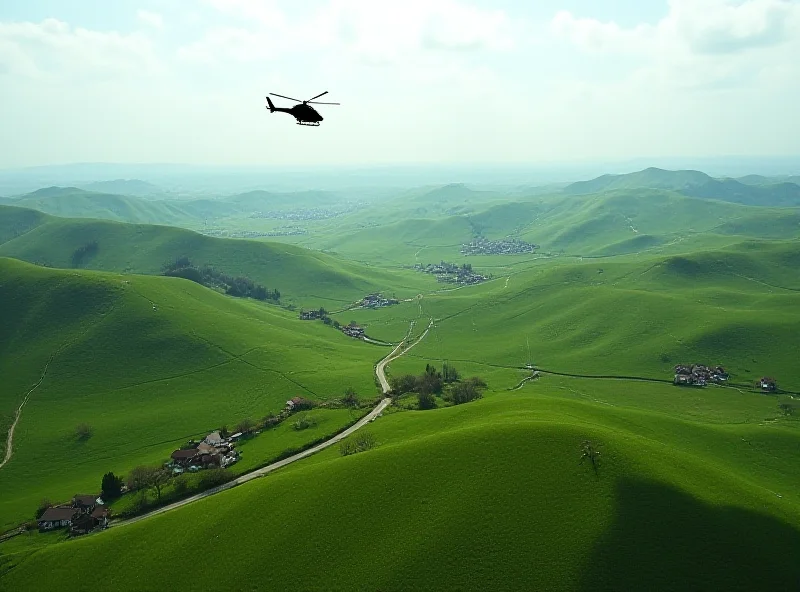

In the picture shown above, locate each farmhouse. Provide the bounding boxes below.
[38,507,77,531]
[204,431,224,446]
[759,377,777,392]
[38,493,109,534]
[171,448,199,467]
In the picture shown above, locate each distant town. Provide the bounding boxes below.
[460,237,538,256]
[249,203,366,221]
[200,227,307,238]
[414,261,488,285]
[672,364,778,392]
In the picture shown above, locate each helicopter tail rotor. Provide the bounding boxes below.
[266,97,275,112]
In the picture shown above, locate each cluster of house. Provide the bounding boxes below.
[37,494,110,535]
[673,364,729,386]
[341,323,365,339]
[168,431,241,473]
[460,237,538,256]
[414,261,488,285]
[299,309,326,320]
[360,293,399,308]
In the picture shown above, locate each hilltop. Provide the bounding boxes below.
[0,257,389,529]
[0,205,433,307]
[563,167,800,207]
[77,179,164,197]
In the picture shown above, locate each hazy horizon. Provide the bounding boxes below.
[2,0,799,170]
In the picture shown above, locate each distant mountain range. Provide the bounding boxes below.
[563,167,800,207]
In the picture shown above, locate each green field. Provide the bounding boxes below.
[0,257,388,529]
[1,168,799,589]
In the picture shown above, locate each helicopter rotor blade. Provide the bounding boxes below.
[308,101,340,105]
[306,91,329,102]
[270,93,302,102]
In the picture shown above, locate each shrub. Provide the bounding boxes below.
[100,472,124,500]
[293,416,318,431]
[418,392,437,410]
[75,423,93,441]
[340,431,378,456]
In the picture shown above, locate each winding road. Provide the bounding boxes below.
[110,318,434,529]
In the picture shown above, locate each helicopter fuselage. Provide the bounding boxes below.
[272,104,322,124]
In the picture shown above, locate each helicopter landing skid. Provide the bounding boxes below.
[296,121,320,126]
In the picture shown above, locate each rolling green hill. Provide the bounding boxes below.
[564,167,800,207]
[0,257,388,529]
[77,179,164,197]
[2,386,798,590]
[371,239,800,393]
[0,205,434,307]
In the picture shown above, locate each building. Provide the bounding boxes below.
[204,431,224,446]
[171,448,199,467]
[38,507,77,531]
[759,377,777,392]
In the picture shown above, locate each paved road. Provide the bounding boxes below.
[110,318,434,529]
[111,396,392,529]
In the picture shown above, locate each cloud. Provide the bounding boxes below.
[137,10,164,30]
[0,18,163,81]
[188,0,517,67]
[551,0,800,56]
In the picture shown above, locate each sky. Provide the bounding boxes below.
[0,0,799,168]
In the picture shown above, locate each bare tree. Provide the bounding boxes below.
[75,423,93,441]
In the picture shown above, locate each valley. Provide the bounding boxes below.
[1,167,799,591]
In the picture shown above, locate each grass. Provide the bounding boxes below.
[0,205,437,309]
[1,176,799,589]
[2,385,798,590]
[0,257,388,530]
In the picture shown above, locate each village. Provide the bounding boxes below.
[414,261,488,285]
[672,363,778,392]
[359,292,399,308]
[460,237,538,256]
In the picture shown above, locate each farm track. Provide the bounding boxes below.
[0,355,55,471]
[108,317,433,530]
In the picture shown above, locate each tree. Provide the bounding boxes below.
[236,418,256,434]
[580,440,601,474]
[442,362,460,383]
[450,377,486,405]
[100,472,124,500]
[75,423,93,441]
[778,403,796,416]
[127,465,171,501]
[343,387,358,408]
[35,498,51,519]
[418,392,436,410]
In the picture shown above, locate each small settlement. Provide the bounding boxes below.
[169,431,242,474]
[460,237,538,256]
[414,261,487,285]
[360,293,399,308]
[38,494,110,536]
[341,322,366,339]
[673,364,729,386]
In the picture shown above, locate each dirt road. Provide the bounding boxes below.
[1,355,54,471]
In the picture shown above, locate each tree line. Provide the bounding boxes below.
[161,256,280,301]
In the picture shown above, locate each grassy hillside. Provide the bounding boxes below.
[0,258,388,529]
[362,239,800,393]
[564,167,800,207]
[77,179,164,197]
[0,205,434,307]
[2,387,798,591]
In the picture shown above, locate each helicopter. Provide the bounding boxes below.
[265,91,339,126]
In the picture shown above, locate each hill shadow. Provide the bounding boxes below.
[579,478,800,591]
